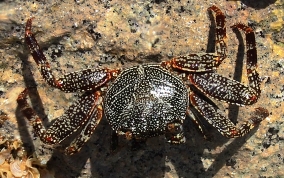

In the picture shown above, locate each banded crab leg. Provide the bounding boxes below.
[25,18,118,92]
[17,89,103,155]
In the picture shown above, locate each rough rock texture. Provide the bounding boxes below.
[0,0,283,177]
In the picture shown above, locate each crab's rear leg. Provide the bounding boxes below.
[17,89,103,154]
[189,24,260,105]
[25,18,118,92]
[189,92,269,138]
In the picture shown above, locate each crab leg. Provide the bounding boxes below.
[25,18,118,92]
[231,23,261,95]
[189,24,260,106]
[209,5,227,64]
[65,98,103,154]
[190,92,269,138]
[17,89,103,154]
[163,5,227,72]
[186,106,211,139]
[163,53,221,72]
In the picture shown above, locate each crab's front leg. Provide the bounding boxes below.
[25,18,118,92]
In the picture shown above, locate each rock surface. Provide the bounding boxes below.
[0,0,283,177]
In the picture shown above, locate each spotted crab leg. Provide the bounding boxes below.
[65,92,103,154]
[185,22,264,137]
[189,92,269,138]
[17,89,103,154]
[189,24,260,106]
[20,18,119,154]
[163,5,227,72]
[165,6,260,105]
[186,106,211,139]
[25,18,118,92]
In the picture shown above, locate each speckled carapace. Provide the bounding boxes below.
[17,5,269,155]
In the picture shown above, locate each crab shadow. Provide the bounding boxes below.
[240,0,277,9]
[16,106,260,178]
[62,118,259,178]
[14,10,258,178]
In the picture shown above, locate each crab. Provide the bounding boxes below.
[17,6,269,155]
